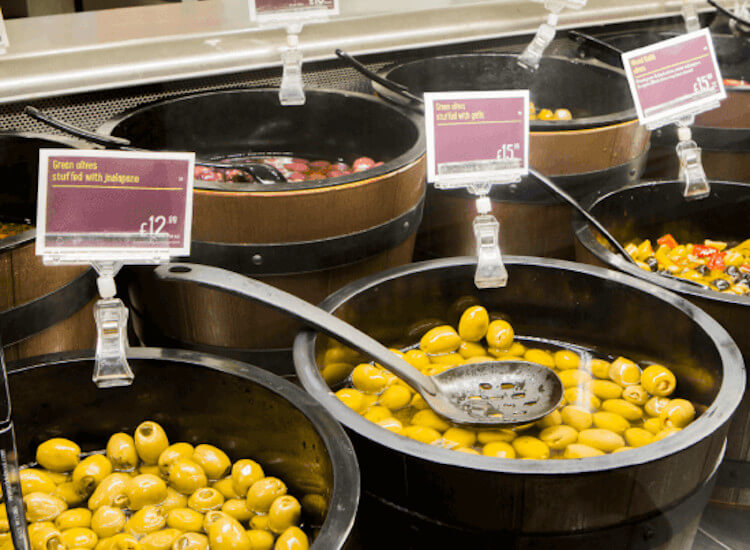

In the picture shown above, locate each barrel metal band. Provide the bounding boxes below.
[188,193,425,276]
[0,269,98,346]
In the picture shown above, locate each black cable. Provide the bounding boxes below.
[706,0,750,28]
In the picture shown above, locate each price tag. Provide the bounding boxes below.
[249,0,339,24]
[424,91,529,187]
[0,9,10,54]
[622,28,726,128]
[36,150,194,264]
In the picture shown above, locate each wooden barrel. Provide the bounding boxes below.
[294,258,743,548]
[98,90,426,373]
[0,133,98,361]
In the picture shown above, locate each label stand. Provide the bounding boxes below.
[280,23,306,106]
[674,120,710,200]
[682,0,701,32]
[91,261,133,388]
[518,0,587,70]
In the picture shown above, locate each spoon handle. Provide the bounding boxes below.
[153,264,437,395]
[529,169,637,265]
[24,106,134,149]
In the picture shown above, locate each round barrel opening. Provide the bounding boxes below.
[8,349,359,549]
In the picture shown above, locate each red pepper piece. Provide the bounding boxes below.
[693,245,718,258]
[657,234,678,249]
[707,252,726,271]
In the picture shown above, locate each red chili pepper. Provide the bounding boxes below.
[657,234,678,249]
[707,252,726,271]
[693,245,718,258]
[741,264,750,274]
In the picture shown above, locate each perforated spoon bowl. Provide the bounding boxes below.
[155,263,563,426]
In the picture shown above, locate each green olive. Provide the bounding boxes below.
[126,505,166,538]
[106,433,139,472]
[28,522,66,550]
[126,474,168,510]
[165,508,204,532]
[246,530,274,550]
[61,527,98,549]
[74,455,113,486]
[37,438,81,472]
[139,528,182,550]
[157,488,188,514]
[105,533,142,550]
[274,526,309,550]
[158,444,194,477]
[20,468,57,495]
[91,506,127,538]
[167,460,207,495]
[212,478,239,500]
[246,478,287,515]
[54,477,98,507]
[134,422,170,465]
[171,532,208,550]
[221,498,254,522]
[201,511,231,534]
[268,495,301,535]
[248,515,270,532]
[207,516,251,550]
[231,460,265,498]
[55,507,93,530]
[88,473,131,510]
[192,445,231,481]
[24,491,68,522]
[187,487,224,513]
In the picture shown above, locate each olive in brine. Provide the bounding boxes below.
[88,473,131,510]
[172,532,208,550]
[274,527,309,550]
[37,438,81,472]
[61,527,98,549]
[54,477,97,507]
[139,528,182,550]
[158,443,194,476]
[20,469,56,496]
[231,459,265,497]
[246,478,287,515]
[24,492,68,522]
[207,516,251,550]
[268,495,301,534]
[55,507,92,530]
[107,434,139,472]
[192,445,231,481]
[135,422,170,465]
[187,487,224,513]
[165,507,203,532]
[74,455,113,486]
[91,506,128,538]
[246,530,274,550]
[126,474,168,510]
[168,460,207,495]
[126,505,166,538]
[28,522,66,550]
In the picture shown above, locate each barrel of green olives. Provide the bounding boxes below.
[0,133,98,362]
[7,347,359,548]
[98,90,425,374]
[573,179,750,507]
[293,257,743,548]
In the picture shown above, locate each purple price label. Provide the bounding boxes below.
[251,0,337,18]
[36,150,194,259]
[425,91,529,183]
[622,28,726,126]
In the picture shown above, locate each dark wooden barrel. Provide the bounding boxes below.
[294,258,742,548]
[371,54,650,260]
[97,90,425,373]
[8,348,360,549]
[0,133,98,361]
[572,180,750,507]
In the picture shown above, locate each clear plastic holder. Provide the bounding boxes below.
[518,0,587,70]
[434,164,522,288]
[42,231,171,388]
[681,0,701,32]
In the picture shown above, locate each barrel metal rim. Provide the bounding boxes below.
[375,53,638,130]
[96,88,426,194]
[8,347,360,550]
[573,179,750,306]
[293,256,745,474]
[0,228,35,253]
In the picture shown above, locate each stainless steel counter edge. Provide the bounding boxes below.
[0,0,714,104]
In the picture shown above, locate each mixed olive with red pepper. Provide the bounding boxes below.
[628,235,750,295]
[0,222,32,240]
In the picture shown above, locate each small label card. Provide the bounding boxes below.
[249,0,339,23]
[36,150,194,263]
[622,28,726,128]
[424,91,529,188]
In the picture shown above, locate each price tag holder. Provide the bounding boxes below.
[36,150,195,388]
[0,8,9,55]
[249,0,340,105]
[425,91,530,289]
[622,29,725,200]
[518,0,588,70]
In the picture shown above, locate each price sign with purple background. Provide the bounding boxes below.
[424,91,529,184]
[36,150,194,262]
[249,0,338,21]
[622,28,726,127]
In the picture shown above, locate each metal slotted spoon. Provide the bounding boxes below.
[154,264,563,426]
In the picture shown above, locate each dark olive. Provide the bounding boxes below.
[725,265,740,280]
[712,279,730,291]
[645,257,659,272]
[696,265,710,276]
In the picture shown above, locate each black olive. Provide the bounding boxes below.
[726,265,740,277]
[696,265,710,276]
[645,257,659,272]
[712,279,731,291]
[741,273,750,285]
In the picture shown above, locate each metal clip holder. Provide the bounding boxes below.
[518,0,587,70]
[92,261,134,388]
[675,120,710,200]
[681,0,701,32]
[280,23,306,106]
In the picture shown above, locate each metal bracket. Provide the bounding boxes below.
[279,23,305,106]
[675,122,711,200]
[682,0,701,32]
[91,261,134,388]
[519,0,587,70]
